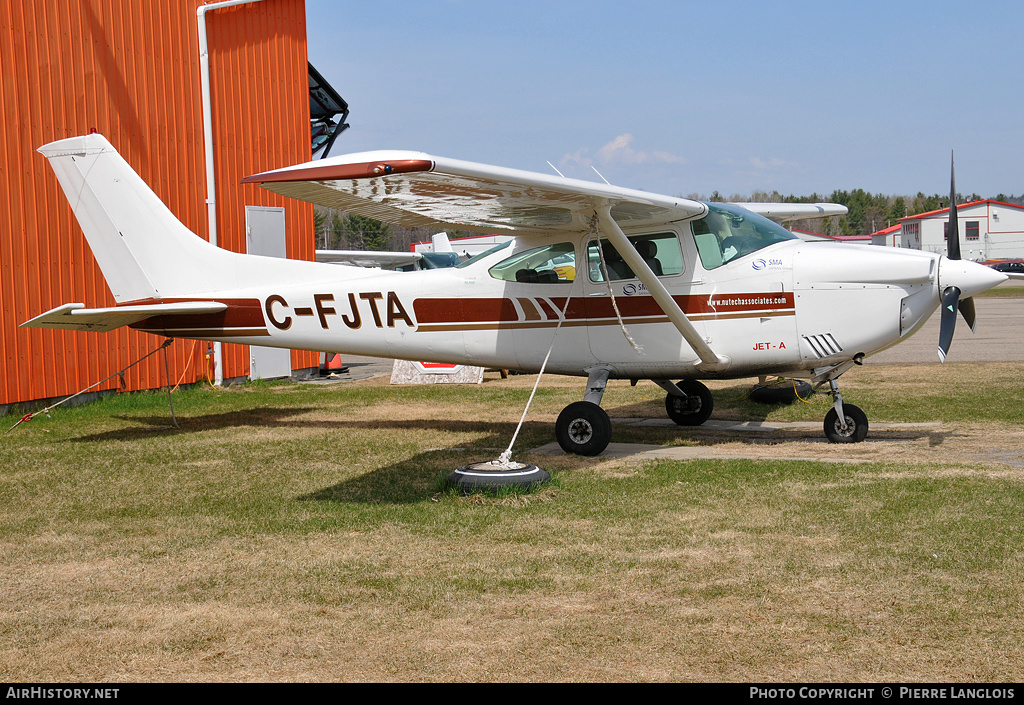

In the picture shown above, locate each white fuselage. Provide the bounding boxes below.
[32,134,1006,394]
[132,231,946,382]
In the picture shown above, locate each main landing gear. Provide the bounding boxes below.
[554,369,717,456]
[555,401,612,457]
[553,373,869,455]
[659,379,714,427]
[555,366,614,456]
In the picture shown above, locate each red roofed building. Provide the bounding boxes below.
[894,200,1024,260]
[870,224,902,247]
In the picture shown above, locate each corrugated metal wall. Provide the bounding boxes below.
[0,0,316,407]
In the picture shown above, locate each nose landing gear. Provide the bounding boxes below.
[823,378,868,443]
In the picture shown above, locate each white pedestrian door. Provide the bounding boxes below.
[245,206,292,380]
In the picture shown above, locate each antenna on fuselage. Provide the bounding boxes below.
[546,161,565,178]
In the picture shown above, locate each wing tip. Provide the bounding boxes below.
[243,157,434,185]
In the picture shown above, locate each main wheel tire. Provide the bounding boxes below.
[823,404,868,443]
[665,380,714,426]
[556,401,612,456]
[750,379,814,405]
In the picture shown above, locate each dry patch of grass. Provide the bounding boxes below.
[1,365,1023,681]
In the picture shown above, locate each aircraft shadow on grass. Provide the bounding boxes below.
[67,392,952,451]
[67,389,780,444]
[298,448,477,505]
[64,396,951,504]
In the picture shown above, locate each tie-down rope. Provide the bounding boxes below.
[591,214,643,355]
[6,338,180,433]
[492,213,643,466]
[493,265,579,467]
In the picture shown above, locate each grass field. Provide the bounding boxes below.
[1,364,1022,682]
[977,285,1024,298]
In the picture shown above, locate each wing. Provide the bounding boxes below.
[21,302,228,333]
[315,249,422,268]
[243,151,707,235]
[732,202,848,222]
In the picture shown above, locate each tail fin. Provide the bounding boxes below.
[38,134,231,303]
[432,232,453,253]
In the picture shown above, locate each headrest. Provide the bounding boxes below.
[634,240,656,258]
[602,242,623,262]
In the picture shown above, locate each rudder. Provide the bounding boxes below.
[38,134,227,303]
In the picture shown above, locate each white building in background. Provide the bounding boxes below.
[871,224,901,247]
[894,200,1024,261]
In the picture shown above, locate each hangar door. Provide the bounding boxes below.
[245,206,292,380]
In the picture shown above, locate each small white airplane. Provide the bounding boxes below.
[315,232,463,270]
[24,134,1007,455]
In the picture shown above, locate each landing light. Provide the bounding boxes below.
[371,164,394,175]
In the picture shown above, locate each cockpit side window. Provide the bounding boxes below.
[691,202,798,270]
[488,242,576,283]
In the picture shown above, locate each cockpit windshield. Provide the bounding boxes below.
[690,202,798,270]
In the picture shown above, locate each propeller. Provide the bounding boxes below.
[937,285,960,363]
[937,152,974,363]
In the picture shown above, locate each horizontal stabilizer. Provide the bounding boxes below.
[21,301,228,333]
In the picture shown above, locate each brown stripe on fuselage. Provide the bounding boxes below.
[415,310,794,333]
[133,327,271,338]
[517,298,541,321]
[125,298,267,336]
[536,298,560,319]
[414,297,520,324]
[412,292,794,331]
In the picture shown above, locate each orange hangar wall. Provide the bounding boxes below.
[0,0,316,408]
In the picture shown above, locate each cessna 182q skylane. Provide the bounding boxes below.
[24,134,1008,455]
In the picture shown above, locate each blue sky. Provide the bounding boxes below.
[305,0,1023,199]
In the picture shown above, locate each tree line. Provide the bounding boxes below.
[696,189,1023,237]
[316,189,1024,252]
[313,207,459,253]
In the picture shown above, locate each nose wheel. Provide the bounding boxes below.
[823,378,868,443]
[824,405,868,443]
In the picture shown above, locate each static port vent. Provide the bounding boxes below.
[803,333,843,358]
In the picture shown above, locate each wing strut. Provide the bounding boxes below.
[595,204,729,370]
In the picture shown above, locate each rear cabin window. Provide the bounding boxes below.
[587,232,684,282]
[488,242,576,283]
